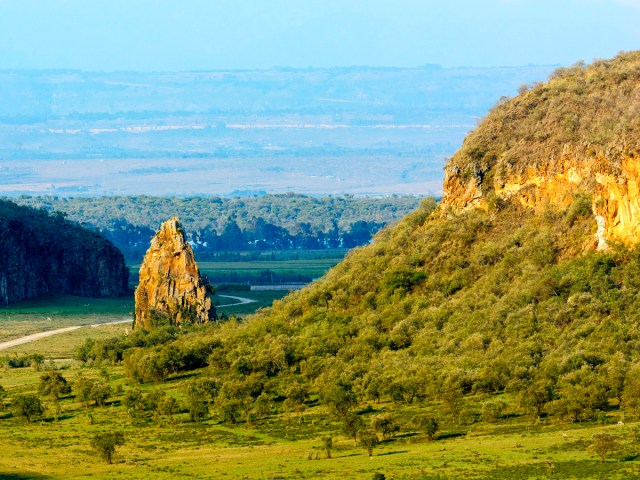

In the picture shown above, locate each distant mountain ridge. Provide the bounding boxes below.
[0,65,555,196]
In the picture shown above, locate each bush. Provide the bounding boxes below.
[415,415,439,440]
[38,370,71,400]
[90,432,125,464]
[359,431,379,457]
[12,394,44,422]
[371,413,399,439]
[481,400,506,422]
[588,433,618,463]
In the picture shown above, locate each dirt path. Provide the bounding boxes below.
[216,294,257,307]
[0,318,132,352]
[0,293,256,352]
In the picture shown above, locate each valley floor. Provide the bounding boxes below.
[0,292,638,479]
[0,361,638,480]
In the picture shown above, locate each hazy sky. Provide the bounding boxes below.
[0,0,638,71]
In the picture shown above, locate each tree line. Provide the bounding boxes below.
[10,194,420,262]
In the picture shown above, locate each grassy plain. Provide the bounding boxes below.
[0,296,133,343]
[0,358,639,480]
[0,299,639,479]
[1,252,639,479]
[0,287,286,360]
[127,250,345,286]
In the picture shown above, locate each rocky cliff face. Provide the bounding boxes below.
[440,52,640,250]
[134,217,215,330]
[0,200,128,305]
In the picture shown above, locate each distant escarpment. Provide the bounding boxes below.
[0,199,128,305]
[134,217,215,330]
[441,51,640,250]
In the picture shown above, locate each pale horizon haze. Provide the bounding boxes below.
[0,0,639,71]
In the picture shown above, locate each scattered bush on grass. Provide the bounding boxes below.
[90,431,125,464]
[588,433,619,463]
[11,394,44,422]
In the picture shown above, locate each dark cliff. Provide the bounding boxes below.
[0,199,129,305]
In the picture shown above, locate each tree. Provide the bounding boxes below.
[38,369,71,417]
[622,367,640,417]
[415,416,439,441]
[155,396,179,424]
[74,375,94,407]
[90,432,125,464]
[323,436,333,459]
[89,382,112,407]
[359,431,379,457]
[481,400,506,422]
[322,380,358,419]
[123,388,144,420]
[38,370,71,398]
[342,413,365,446]
[12,394,44,422]
[183,379,213,422]
[284,383,308,421]
[371,413,399,439]
[588,433,618,463]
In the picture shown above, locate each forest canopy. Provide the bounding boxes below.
[11,194,420,262]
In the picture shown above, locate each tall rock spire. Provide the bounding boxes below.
[134,217,215,329]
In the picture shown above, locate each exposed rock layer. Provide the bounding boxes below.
[134,217,214,329]
[439,52,640,250]
[0,200,128,305]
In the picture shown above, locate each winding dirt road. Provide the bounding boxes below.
[0,318,132,352]
[216,294,256,307]
[0,294,256,352]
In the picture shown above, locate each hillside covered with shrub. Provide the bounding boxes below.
[80,52,640,428]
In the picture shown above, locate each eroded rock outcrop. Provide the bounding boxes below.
[134,217,215,329]
[439,52,640,250]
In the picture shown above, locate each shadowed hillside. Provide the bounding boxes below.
[0,200,128,305]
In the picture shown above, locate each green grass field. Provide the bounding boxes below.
[0,359,638,480]
[129,251,346,285]
[2,252,638,479]
[0,301,639,479]
[0,296,134,343]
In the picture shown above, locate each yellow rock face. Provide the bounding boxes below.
[134,217,214,330]
[441,148,640,250]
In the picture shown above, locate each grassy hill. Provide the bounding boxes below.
[2,52,640,478]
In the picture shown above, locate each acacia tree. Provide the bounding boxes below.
[12,394,44,423]
[155,396,179,424]
[39,371,71,399]
[588,433,618,463]
[91,432,126,464]
[323,436,333,459]
[39,370,71,419]
[322,380,358,420]
[371,413,399,439]
[359,431,379,458]
[123,388,144,421]
[342,413,365,446]
[415,415,439,441]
